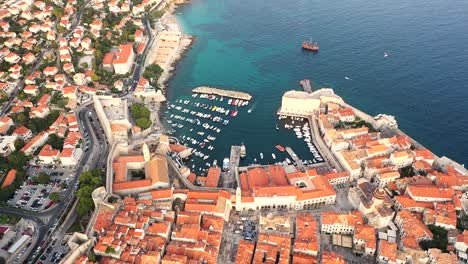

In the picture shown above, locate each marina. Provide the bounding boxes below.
[164,85,326,180]
[163,88,326,179]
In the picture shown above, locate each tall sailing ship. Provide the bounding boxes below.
[302,38,320,51]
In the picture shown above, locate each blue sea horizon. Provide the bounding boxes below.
[163,0,468,170]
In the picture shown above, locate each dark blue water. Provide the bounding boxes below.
[164,0,468,171]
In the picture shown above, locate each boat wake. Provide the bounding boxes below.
[247,102,257,113]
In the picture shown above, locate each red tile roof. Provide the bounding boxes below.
[1,169,17,188]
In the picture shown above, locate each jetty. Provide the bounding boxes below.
[193,86,252,101]
[285,147,305,171]
[230,145,242,172]
[220,145,241,188]
[299,79,312,93]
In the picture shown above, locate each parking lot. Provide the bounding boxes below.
[8,183,62,211]
[38,245,65,264]
[7,166,75,212]
[27,165,75,179]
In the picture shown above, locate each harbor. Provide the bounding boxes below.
[192,86,253,101]
[162,85,327,179]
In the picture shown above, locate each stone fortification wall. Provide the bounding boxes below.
[93,96,114,144]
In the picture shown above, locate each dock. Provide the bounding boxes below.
[220,145,241,188]
[230,145,241,171]
[285,147,305,171]
[193,86,252,101]
[299,79,312,93]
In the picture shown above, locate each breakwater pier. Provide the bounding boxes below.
[299,79,312,93]
[285,147,306,171]
[192,86,252,101]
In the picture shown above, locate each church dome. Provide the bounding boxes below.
[373,188,386,200]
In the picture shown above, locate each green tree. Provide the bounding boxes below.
[76,197,94,216]
[136,118,152,129]
[52,7,64,19]
[142,64,163,85]
[0,215,10,225]
[419,225,448,252]
[105,246,116,254]
[87,252,97,262]
[75,169,103,216]
[79,170,103,187]
[400,165,415,178]
[37,172,50,184]
[76,185,94,199]
[14,139,25,150]
[130,104,151,120]
[11,112,29,126]
[46,134,65,150]
[50,92,68,108]
[49,192,60,202]
[7,152,29,170]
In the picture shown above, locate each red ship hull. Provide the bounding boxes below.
[276,145,285,152]
[302,42,319,51]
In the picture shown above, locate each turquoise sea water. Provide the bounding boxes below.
[163,0,468,170]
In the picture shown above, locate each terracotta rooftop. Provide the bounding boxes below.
[379,240,397,262]
[234,240,255,264]
[321,211,363,227]
[407,185,454,201]
[1,169,17,188]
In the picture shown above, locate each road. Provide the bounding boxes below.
[0,102,108,263]
[0,50,47,117]
[0,3,85,118]
[126,10,158,94]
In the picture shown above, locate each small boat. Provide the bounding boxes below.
[302,38,320,51]
[272,153,276,159]
[260,152,264,159]
[247,102,256,113]
[231,110,238,117]
[240,143,246,159]
[286,158,291,164]
[223,158,230,171]
[228,99,232,105]
[275,145,285,152]
[276,124,279,130]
